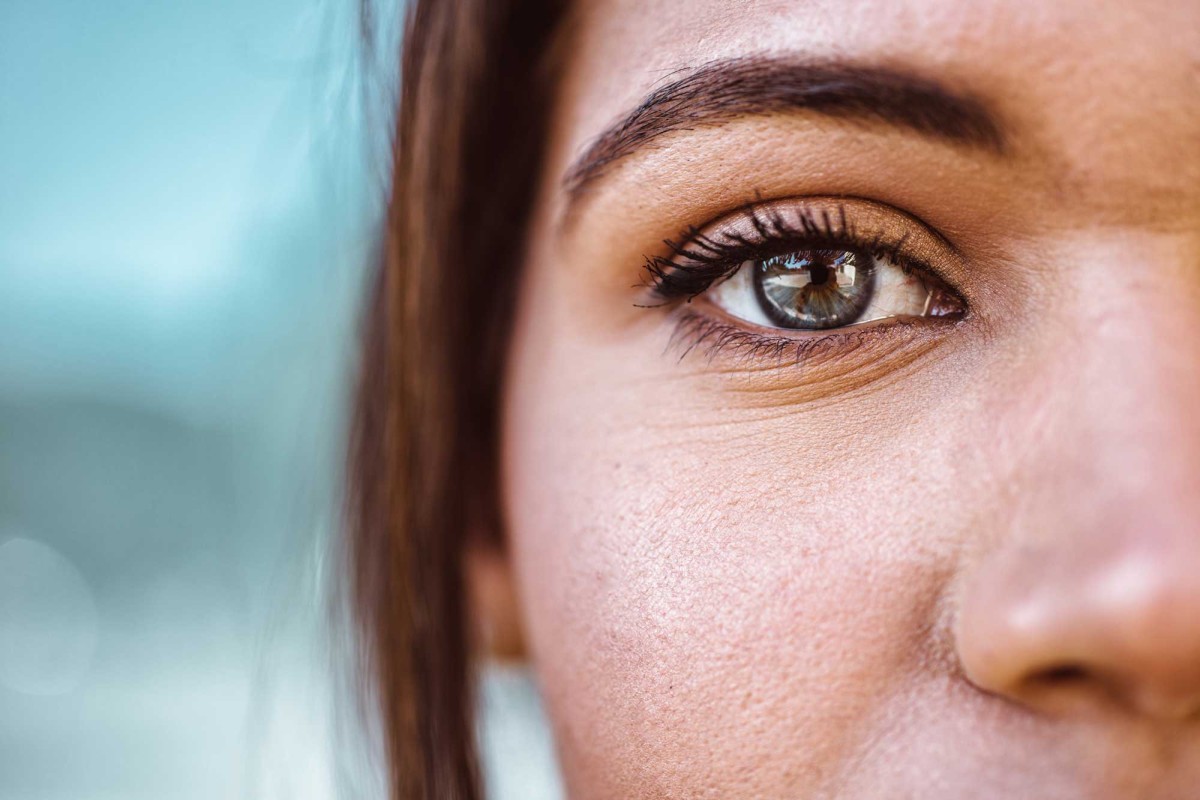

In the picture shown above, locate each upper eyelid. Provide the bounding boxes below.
[645,196,963,302]
[682,197,958,259]
[686,211,918,265]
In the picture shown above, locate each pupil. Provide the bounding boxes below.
[807,262,831,286]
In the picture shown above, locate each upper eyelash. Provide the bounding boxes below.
[638,200,928,306]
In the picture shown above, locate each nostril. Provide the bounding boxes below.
[1017,662,1099,705]
[1017,663,1114,712]
[1034,664,1089,685]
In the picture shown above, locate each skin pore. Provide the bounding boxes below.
[489,0,1200,797]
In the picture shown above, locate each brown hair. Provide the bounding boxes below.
[348,1,567,797]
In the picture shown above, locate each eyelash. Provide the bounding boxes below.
[639,200,963,361]
[666,308,928,366]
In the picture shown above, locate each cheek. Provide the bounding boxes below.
[502,267,984,797]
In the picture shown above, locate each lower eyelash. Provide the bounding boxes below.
[666,307,946,367]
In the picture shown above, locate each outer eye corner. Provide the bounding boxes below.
[927,282,969,321]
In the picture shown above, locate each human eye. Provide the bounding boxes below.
[640,197,966,357]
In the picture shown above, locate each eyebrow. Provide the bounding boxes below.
[562,56,1007,200]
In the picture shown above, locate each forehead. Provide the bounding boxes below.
[554,0,1200,222]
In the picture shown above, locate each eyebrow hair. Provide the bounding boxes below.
[562,56,1007,200]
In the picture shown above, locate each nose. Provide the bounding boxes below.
[957,537,1200,720]
[955,244,1200,721]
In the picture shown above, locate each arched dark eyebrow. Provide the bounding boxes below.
[563,57,1007,201]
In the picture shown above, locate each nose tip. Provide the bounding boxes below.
[956,546,1200,722]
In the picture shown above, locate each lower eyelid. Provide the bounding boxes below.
[667,301,960,371]
[663,311,963,408]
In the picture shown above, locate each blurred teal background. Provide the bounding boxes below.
[0,2,566,797]
[0,1,394,796]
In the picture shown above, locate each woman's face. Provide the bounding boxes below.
[499,0,1200,796]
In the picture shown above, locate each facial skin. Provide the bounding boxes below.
[494,0,1200,797]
